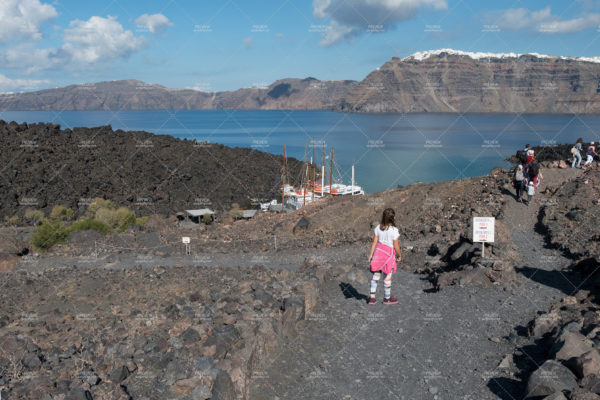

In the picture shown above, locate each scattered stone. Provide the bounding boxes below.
[525,360,577,399]
[211,370,237,400]
[181,327,201,344]
[550,330,594,362]
[574,350,600,379]
[571,388,600,400]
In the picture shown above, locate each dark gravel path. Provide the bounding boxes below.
[250,168,585,400]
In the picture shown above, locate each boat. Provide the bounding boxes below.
[269,141,364,212]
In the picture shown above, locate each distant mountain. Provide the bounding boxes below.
[0,78,357,111]
[337,49,600,114]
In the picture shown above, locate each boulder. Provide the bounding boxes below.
[571,388,600,400]
[574,350,600,379]
[293,216,310,235]
[211,370,237,400]
[525,360,577,399]
[202,326,240,360]
[181,327,201,344]
[191,384,212,400]
[558,160,568,169]
[281,297,305,336]
[550,330,594,362]
[531,312,561,338]
[450,242,473,262]
[108,365,130,384]
[542,393,567,400]
[581,374,600,394]
[0,254,19,273]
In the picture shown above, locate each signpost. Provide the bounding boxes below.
[472,217,495,258]
[182,237,191,255]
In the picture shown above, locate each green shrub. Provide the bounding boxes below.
[50,205,74,221]
[201,213,213,224]
[85,198,114,218]
[67,219,109,235]
[4,215,19,225]
[31,220,68,251]
[135,216,148,226]
[229,208,243,219]
[117,212,136,232]
[24,209,44,225]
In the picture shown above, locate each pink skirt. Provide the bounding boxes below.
[370,243,397,274]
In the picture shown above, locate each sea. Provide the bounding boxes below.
[2,110,599,194]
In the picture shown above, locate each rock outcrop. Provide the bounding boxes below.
[0,121,306,217]
[0,78,357,111]
[338,49,600,114]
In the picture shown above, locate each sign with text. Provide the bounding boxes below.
[182,237,190,244]
[473,217,495,243]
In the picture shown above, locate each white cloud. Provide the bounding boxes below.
[313,0,448,45]
[0,0,58,43]
[62,16,146,63]
[495,6,600,33]
[135,13,174,34]
[243,37,254,49]
[1,43,58,74]
[0,73,49,92]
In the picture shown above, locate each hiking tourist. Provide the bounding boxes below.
[526,158,542,189]
[513,164,528,203]
[525,144,535,165]
[584,141,597,169]
[571,138,583,169]
[367,208,402,305]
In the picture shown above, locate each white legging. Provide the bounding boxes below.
[370,271,392,298]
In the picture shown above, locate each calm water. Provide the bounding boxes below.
[2,110,600,194]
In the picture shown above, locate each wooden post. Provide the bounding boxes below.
[482,242,485,258]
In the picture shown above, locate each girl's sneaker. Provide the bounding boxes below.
[367,296,377,305]
[383,296,398,305]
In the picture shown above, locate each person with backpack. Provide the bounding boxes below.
[513,164,528,203]
[526,145,535,165]
[525,157,544,205]
[584,141,597,169]
[367,208,402,305]
[571,138,583,169]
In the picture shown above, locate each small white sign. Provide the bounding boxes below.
[473,217,495,243]
[182,237,190,244]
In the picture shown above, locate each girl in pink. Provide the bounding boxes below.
[367,208,402,305]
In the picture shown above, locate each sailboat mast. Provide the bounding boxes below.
[329,148,333,194]
[312,139,315,202]
[322,138,325,195]
[281,145,286,213]
[304,142,308,207]
[352,165,355,196]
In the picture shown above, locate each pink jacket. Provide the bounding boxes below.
[370,243,397,274]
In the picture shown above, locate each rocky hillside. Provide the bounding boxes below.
[338,49,600,113]
[0,121,306,217]
[0,78,357,111]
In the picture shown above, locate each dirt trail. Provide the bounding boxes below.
[250,167,585,400]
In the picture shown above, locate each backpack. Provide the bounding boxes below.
[514,168,524,181]
[516,150,527,164]
[528,162,540,177]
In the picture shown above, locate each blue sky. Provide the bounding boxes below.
[0,0,599,92]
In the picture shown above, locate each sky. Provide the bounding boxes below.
[0,0,599,92]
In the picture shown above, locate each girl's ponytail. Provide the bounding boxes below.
[380,208,396,231]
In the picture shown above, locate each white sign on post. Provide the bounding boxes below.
[182,236,191,255]
[473,217,495,258]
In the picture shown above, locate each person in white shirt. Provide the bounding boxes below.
[367,208,402,305]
